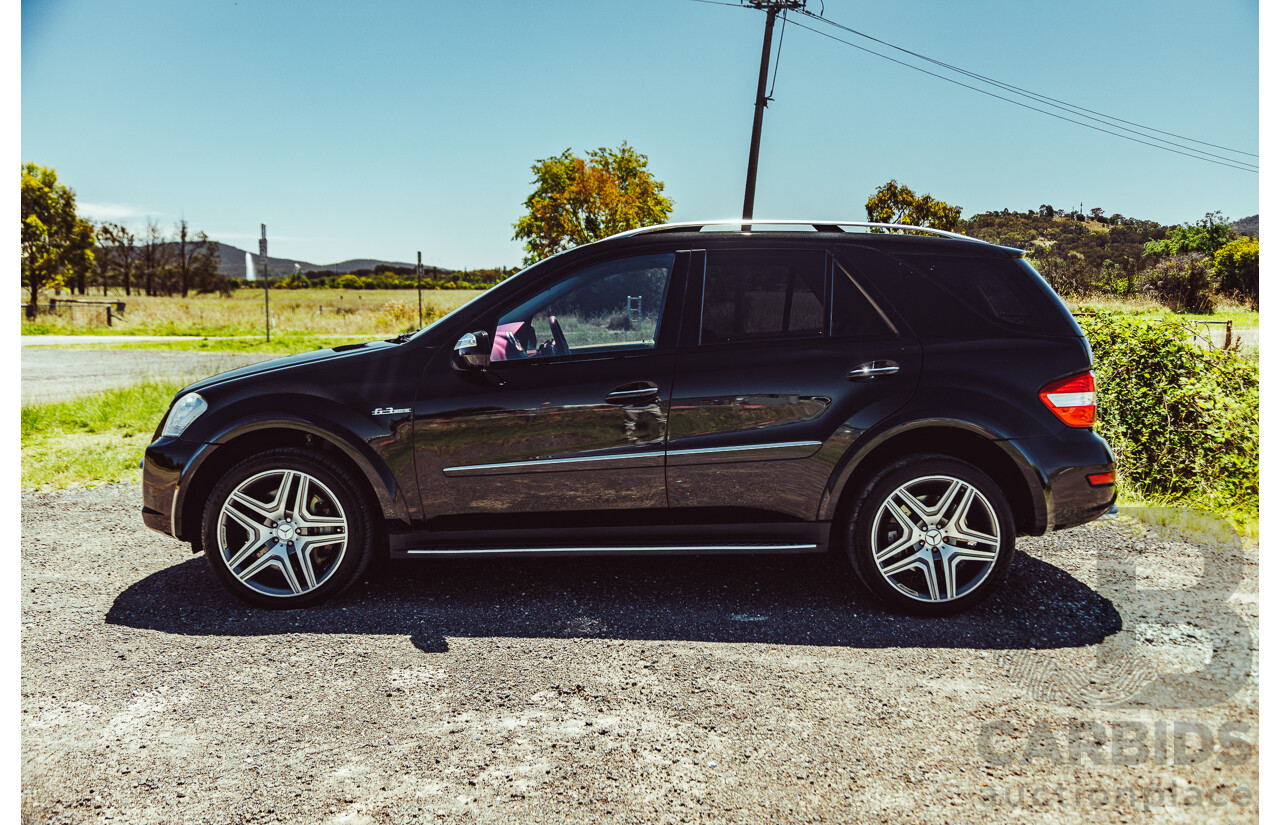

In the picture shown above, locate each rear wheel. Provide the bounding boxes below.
[846,454,1015,616]
[201,448,375,608]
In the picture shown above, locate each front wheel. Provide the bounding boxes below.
[846,455,1015,616]
[201,448,376,608]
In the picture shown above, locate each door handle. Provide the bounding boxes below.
[848,360,900,381]
[605,383,660,404]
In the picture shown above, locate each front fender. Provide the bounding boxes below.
[175,395,416,538]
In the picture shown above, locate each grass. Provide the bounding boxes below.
[1066,294,1259,328]
[1111,496,1258,548]
[20,287,486,337]
[21,380,186,490]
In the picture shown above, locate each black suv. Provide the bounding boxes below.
[142,221,1115,615]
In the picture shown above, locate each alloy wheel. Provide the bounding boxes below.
[870,474,1001,603]
[216,469,349,598]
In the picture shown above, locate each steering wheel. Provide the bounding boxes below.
[549,315,571,356]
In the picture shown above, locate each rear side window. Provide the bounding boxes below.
[892,252,1078,336]
[831,261,896,338]
[701,250,826,344]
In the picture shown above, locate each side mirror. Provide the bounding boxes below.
[453,331,491,370]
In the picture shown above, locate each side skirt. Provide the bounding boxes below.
[388,522,831,559]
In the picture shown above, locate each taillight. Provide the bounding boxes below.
[1039,371,1096,427]
[1088,471,1115,486]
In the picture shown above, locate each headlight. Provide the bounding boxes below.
[162,393,208,438]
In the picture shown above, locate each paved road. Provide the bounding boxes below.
[20,348,279,404]
[20,335,250,347]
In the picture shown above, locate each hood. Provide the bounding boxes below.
[181,339,401,394]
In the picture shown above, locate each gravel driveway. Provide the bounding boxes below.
[21,485,1258,824]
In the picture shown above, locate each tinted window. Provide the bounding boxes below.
[491,253,674,361]
[701,250,826,344]
[891,252,1079,336]
[831,261,896,338]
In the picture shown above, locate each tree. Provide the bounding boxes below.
[864,180,962,231]
[1144,211,1235,258]
[21,163,93,317]
[139,219,168,296]
[512,142,674,264]
[1213,236,1259,306]
[97,222,138,296]
[171,219,224,295]
[188,230,227,295]
[68,217,95,295]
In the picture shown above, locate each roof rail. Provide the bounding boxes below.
[600,219,986,245]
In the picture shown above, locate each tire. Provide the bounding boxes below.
[201,448,376,608]
[846,454,1015,616]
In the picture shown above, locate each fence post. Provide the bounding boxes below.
[106,305,113,327]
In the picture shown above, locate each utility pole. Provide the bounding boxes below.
[416,251,423,328]
[259,224,270,342]
[741,1,804,227]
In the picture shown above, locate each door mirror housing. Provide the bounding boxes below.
[453,331,491,370]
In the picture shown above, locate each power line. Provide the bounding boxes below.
[798,9,1258,161]
[784,16,1258,173]
[684,0,1257,173]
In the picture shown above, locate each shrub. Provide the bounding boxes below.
[1030,251,1094,296]
[1078,312,1258,512]
[335,274,365,290]
[1213,236,1259,307]
[1137,253,1215,313]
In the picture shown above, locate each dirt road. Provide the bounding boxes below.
[21,485,1258,824]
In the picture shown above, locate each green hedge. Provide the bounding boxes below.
[1079,312,1258,512]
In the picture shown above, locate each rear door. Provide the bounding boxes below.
[666,245,921,522]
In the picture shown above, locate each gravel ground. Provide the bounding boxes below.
[20,349,278,404]
[22,485,1258,824]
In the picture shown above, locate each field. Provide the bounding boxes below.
[20,288,487,338]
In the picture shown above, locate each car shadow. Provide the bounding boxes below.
[105,549,1122,653]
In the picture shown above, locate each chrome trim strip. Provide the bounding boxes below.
[666,440,822,457]
[406,544,818,555]
[443,450,665,477]
[445,441,822,476]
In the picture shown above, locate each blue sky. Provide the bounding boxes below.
[21,0,1260,269]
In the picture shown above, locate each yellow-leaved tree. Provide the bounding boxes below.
[864,179,962,232]
[513,143,673,265]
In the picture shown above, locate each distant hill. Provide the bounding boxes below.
[212,242,421,279]
[1232,215,1259,236]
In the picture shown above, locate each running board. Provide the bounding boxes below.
[398,543,821,558]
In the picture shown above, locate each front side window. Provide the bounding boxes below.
[490,253,675,362]
[700,250,826,344]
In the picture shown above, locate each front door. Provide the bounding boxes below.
[413,251,685,532]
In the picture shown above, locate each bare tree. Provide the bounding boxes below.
[139,219,168,296]
[96,223,138,296]
[176,218,191,297]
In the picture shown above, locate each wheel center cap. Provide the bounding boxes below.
[276,521,297,541]
[924,528,943,548]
